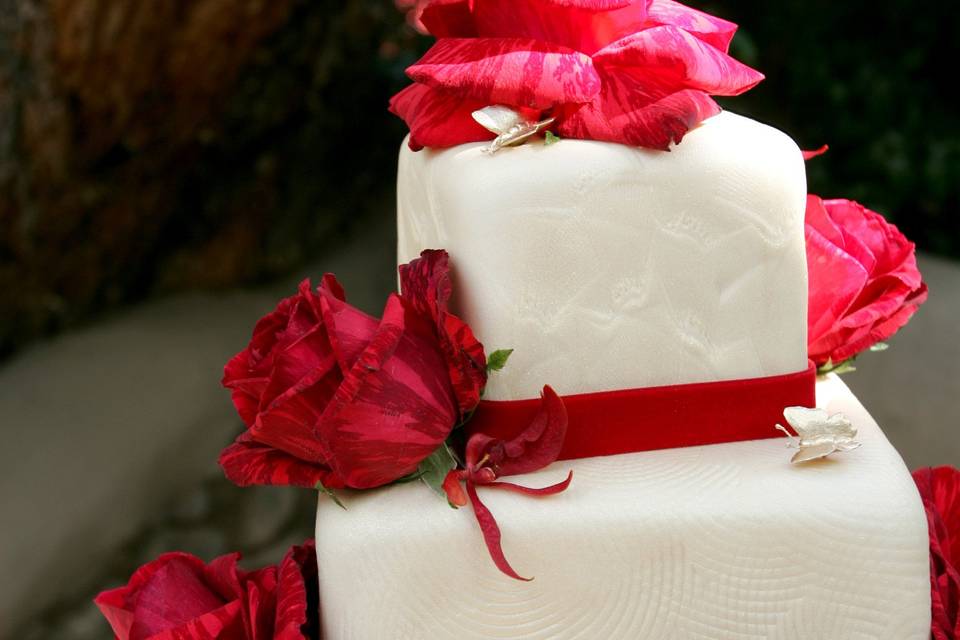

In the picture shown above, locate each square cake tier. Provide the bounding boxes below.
[315,375,930,639]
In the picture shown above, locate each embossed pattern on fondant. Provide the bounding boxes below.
[315,376,931,639]
[398,112,809,401]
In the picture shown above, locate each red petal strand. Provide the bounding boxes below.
[465,481,532,582]
[802,144,829,160]
[442,470,469,507]
[496,385,569,477]
[486,470,574,496]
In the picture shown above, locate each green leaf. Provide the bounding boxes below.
[392,470,425,484]
[486,348,514,373]
[870,342,890,352]
[544,131,560,145]
[817,358,857,376]
[418,441,459,498]
[316,482,347,510]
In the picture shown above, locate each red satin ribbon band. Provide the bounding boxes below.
[467,362,818,461]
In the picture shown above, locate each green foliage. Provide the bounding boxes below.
[486,348,514,372]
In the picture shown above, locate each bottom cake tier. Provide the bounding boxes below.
[314,375,931,639]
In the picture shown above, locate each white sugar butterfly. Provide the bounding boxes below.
[775,406,862,464]
[471,105,556,154]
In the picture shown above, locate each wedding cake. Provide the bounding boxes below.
[312,113,931,638]
[91,2,943,638]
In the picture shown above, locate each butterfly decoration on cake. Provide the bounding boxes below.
[471,105,558,153]
[775,406,861,464]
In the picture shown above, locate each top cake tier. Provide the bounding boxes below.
[398,111,808,401]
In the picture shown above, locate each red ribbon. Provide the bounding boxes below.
[468,362,817,461]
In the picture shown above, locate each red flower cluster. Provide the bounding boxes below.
[220,250,487,490]
[391,0,763,150]
[913,467,960,640]
[805,195,927,368]
[95,541,317,640]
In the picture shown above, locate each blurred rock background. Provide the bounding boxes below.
[0,0,956,637]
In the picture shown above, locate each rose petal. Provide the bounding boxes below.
[465,481,532,581]
[472,0,648,55]
[128,556,231,640]
[824,284,928,364]
[316,294,459,489]
[251,365,344,465]
[496,385,569,476]
[802,144,829,161]
[146,601,245,640]
[389,83,492,150]
[442,469,469,506]
[273,541,318,640]
[407,38,601,109]
[645,0,738,52]
[805,223,870,353]
[223,294,298,427]
[95,553,210,640]
[558,66,720,148]
[316,276,380,375]
[219,438,337,489]
[487,470,574,496]
[399,250,487,416]
[420,0,477,37]
[805,195,927,365]
[593,26,763,96]
[914,467,960,639]
[824,199,919,280]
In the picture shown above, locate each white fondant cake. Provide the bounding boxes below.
[398,111,809,401]
[312,111,931,638]
[315,375,930,639]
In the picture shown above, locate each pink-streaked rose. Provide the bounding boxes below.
[443,386,571,580]
[805,195,927,368]
[913,467,960,640]
[220,270,463,490]
[390,0,762,150]
[94,540,318,640]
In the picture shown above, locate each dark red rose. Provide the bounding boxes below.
[390,0,763,150]
[220,274,460,490]
[95,540,318,640]
[399,249,487,415]
[913,467,960,640]
[805,195,927,368]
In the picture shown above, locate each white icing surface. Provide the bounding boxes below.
[398,111,809,400]
[315,376,930,639]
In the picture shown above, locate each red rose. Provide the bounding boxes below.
[390,0,763,150]
[95,540,318,640]
[220,251,484,489]
[913,467,960,640]
[399,249,487,414]
[805,195,927,367]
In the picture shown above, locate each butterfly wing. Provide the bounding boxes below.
[472,105,522,135]
[790,441,839,464]
[783,407,831,438]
